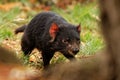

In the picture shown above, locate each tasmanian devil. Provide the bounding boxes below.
[15,11,81,68]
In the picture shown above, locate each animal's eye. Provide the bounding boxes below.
[62,38,70,43]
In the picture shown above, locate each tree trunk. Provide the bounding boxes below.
[99,0,120,80]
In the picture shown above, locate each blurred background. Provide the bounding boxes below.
[0,0,104,69]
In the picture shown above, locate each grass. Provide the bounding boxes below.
[0,7,20,42]
[0,2,104,67]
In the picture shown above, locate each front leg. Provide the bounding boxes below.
[42,50,55,68]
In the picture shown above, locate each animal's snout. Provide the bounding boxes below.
[72,48,79,54]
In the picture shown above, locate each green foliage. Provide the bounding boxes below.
[51,54,66,64]
[0,28,13,40]
[80,31,104,55]
[0,7,20,41]
[21,54,29,65]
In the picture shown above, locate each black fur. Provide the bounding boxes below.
[15,11,81,68]
[15,25,26,34]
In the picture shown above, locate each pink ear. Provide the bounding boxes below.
[77,24,81,33]
[49,23,59,42]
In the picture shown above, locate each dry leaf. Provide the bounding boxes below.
[0,2,22,11]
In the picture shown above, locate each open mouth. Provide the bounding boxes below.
[68,50,79,55]
[68,50,75,56]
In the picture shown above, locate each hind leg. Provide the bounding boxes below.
[21,36,34,55]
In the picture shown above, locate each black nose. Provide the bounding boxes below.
[72,48,79,54]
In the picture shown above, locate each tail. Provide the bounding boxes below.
[15,25,27,34]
